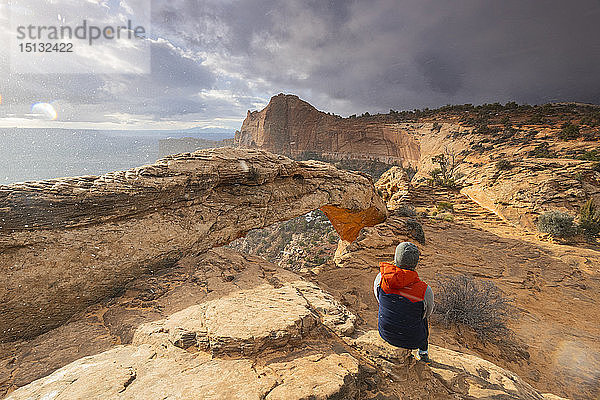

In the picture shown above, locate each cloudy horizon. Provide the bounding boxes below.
[1,0,599,131]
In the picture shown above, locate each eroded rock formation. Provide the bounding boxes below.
[234,94,421,165]
[0,147,386,342]
[235,94,600,232]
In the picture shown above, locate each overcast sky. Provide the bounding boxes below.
[1,0,599,130]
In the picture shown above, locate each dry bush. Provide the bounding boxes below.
[536,210,577,238]
[434,274,513,340]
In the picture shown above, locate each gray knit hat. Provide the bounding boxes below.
[394,242,420,269]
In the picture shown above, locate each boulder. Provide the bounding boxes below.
[6,282,362,400]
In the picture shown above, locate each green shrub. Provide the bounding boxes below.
[536,211,577,238]
[435,212,454,222]
[578,199,600,238]
[583,131,599,141]
[404,218,425,244]
[393,205,417,217]
[428,148,465,188]
[529,143,556,158]
[495,160,512,170]
[560,123,581,140]
[434,274,513,339]
[436,202,454,213]
[576,150,600,162]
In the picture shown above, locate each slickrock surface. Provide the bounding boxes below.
[427,344,566,400]
[5,343,362,400]
[461,158,600,230]
[5,280,364,400]
[350,330,564,400]
[0,147,386,342]
[321,185,599,400]
[132,284,317,355]
[374,166,411,209]
[0,248,311,396]
[5,269,563,400]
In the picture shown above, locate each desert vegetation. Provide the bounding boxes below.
[529,142,557,158]
[495,159,513,170]
[536,201,600,241]
[578,199,600,239]
[428,147,465,188]
[433,274,513,340]
[536,211,577,239]
[559,123,581,140]
[227,210,338,270]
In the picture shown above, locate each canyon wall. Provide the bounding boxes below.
[234,94,421,165]
[236,94,600,231]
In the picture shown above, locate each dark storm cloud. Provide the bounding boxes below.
[153,0,600,114]
[2,0,599,128]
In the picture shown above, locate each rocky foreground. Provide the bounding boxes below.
[4,248,561,400]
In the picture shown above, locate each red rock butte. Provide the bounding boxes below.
[235,94,420,165]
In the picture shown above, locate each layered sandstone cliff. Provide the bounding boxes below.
[234,94,421,165]
[236,95,600,232]
[0,147,386,342]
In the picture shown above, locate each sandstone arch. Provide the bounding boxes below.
[0,147,386,341]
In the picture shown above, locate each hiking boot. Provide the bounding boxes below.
[418,351,431,364]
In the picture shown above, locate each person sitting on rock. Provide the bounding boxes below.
[373,241,434,363]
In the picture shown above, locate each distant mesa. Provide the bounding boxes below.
[235,93,600,232]
[158,137,234,157]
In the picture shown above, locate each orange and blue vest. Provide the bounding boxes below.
[377,261,428,349]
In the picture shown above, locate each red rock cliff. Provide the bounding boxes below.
[234,94,420,165]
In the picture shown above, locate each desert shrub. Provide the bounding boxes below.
[403,218,425,244]
[536,211,577,238]
[576,150,600,162]
[578,199,600,238]
[528,114,544,124]
[495,160,512,170]
[435,212,454,222]
[393,205,417,217]
[428,147,465,188]
[583,131,599,141]
[559,123,581,140]
[529,142,557,158]
[436,201,454,213]
[434,274,513,339]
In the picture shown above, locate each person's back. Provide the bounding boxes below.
[374,242,434,362]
